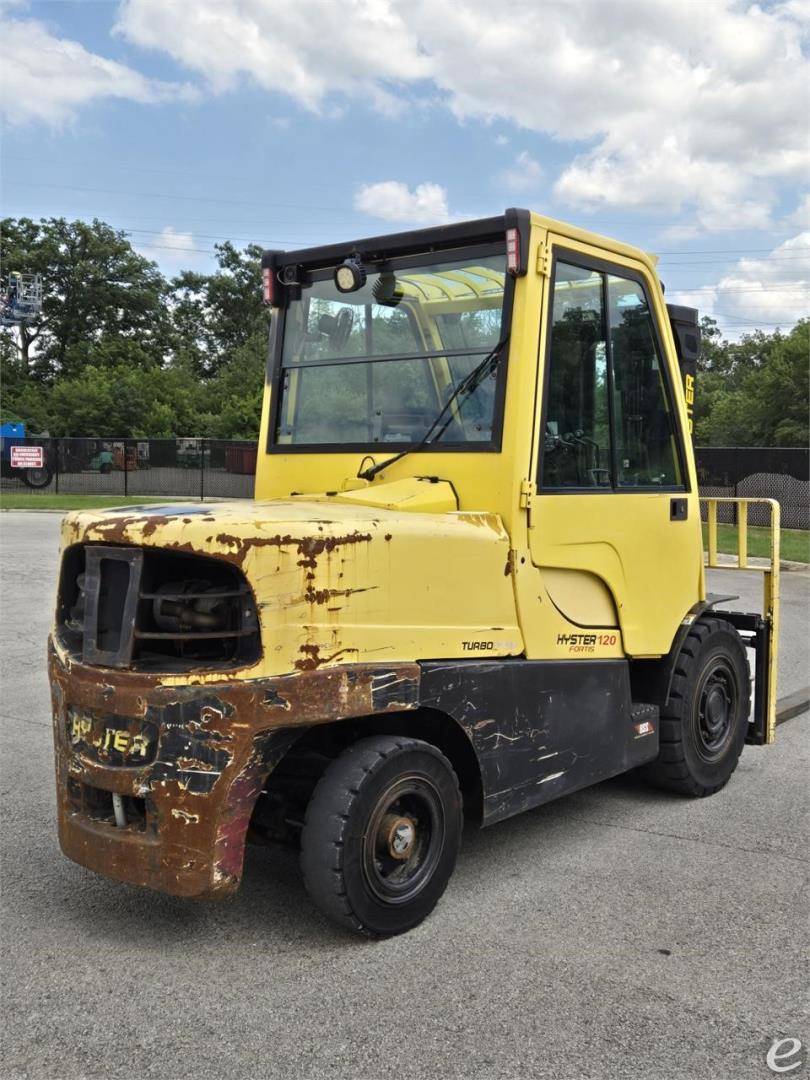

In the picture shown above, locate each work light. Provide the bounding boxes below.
[335,258,366,293]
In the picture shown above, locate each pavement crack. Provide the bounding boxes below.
[1,714,51,730]
[567,814,810,865]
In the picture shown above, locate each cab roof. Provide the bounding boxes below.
[261,208,658,280]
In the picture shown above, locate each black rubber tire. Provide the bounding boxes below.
[300,735,463,937]
[642,617,751,797]
[21,465,52,489]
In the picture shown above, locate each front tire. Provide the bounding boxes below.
[643,617,751,797]
[300,735,463,937]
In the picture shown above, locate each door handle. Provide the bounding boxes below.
[670,498,688,521]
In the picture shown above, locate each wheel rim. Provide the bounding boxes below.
[362,775,445,905]
[693,658,737,762]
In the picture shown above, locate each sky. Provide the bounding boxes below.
[1,0,809,340]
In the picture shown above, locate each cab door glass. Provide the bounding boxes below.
[607,275,683,488]
[541,263,611,488]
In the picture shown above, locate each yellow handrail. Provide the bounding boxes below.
[701,497,780,742]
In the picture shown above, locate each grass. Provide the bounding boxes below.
[0,494,194,511]
[702,522,809,564]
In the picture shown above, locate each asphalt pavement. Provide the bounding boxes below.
[1,511,807,1080]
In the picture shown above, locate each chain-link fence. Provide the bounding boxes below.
[0,437,256,500]
[695,447,809,528]
[2,437,807,528]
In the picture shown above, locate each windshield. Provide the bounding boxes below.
[273,249,508,448]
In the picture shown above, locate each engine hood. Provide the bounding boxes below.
[60,489,523,680]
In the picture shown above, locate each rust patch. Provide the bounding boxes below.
[303,585,377,606]
[294,643,357,671]
[49,640,419,901]
[212,530,374,569]
[175,756,216,772]
[504,549,515,577]
[68,515,375,579]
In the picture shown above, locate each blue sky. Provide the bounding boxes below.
[1,0,808,339]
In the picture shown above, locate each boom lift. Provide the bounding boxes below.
[1,272,43,327]
[49,210,779,936]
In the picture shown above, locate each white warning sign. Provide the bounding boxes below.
[10,445,44,469]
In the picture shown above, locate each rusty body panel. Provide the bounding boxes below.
[50,638,420,898]
[60,496,523,680]
[50,491,522,898]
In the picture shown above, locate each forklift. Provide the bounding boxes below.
[49,210,779,936]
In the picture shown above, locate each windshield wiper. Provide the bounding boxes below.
[358,336,510,482]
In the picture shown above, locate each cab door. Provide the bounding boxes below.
[527,238,702,657]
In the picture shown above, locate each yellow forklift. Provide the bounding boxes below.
[49,210,779,936]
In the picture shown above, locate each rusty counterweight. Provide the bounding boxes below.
[50,642,420,899]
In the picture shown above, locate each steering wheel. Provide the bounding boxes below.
[331,307,354,349]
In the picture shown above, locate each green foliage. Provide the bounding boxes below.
[1,217,171,380]
[169,241,268,377]
[1,217,269,438]
[1,216,807,446]
[694,316,809,446]
[45,363,201,437]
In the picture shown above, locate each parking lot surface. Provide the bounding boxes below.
[1,512,807,1080]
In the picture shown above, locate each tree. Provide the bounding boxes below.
[4,213,800,446]
[0,217,171,381]
[45,361,205,438]
[694,319,809,446]
[169,242,268,378]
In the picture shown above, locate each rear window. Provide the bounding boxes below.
[273,250,509,448]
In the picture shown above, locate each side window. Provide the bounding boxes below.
[607,275,683,488]
[541,259,685,491]
[541,263,611,488]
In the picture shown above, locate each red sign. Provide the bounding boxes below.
[10,446,44,469]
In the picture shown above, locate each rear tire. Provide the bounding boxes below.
[643,617,751,797]
[300,735,463,937]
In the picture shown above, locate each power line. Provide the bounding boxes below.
[125,226,810,264]
[668,284,809,293]
[3,179,373,215]
[5,197,809,264]
[5,180,807,241]
[659,256,810,265]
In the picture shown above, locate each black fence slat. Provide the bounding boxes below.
[694,446,809,529]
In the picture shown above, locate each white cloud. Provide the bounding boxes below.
[354,181,451,225]
[671,231,810,337]
[497,151,543,194]
[0,9,195,126]
[115,0,428,109]
[787,193,810,230]
[136,226,207,273]
[114,0,810,230]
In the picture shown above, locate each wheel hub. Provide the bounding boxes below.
[704,686,728,733]
[382,814,416,860]
[695,660,736,759]
[362,775,445,905]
